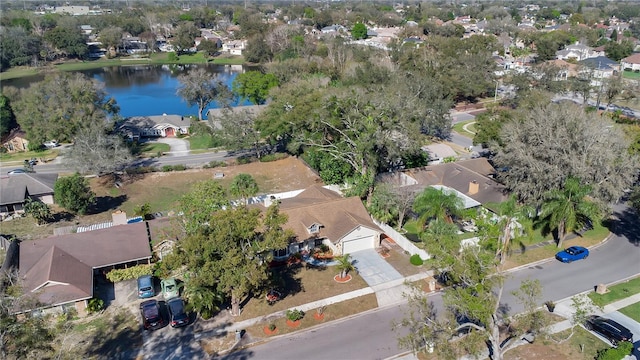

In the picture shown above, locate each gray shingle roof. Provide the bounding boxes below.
[0,173,58,205]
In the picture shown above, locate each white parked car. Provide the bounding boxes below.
[43,140,59,148]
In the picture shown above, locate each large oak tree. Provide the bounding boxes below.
[176,68,233,120]
[491,102,639,204]
[9,72,119,145]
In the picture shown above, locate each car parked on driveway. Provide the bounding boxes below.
[137,275,155,298]
[585,315,633,345]
[161,278,179,300]
[167,297,189,328]
[140,299,164,331]
[555,246,589,263]
[43,140,59,148]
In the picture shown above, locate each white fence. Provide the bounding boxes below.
[372,219,431,260]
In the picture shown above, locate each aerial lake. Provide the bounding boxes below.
[1,64,252,119]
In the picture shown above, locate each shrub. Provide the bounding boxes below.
[125,166,156,175]
[203,160,227,169]
[410,254,424,266]
[106,264,153,282]
[268,323,276,331]
[259,153,288,162]
[286,309,305,321]
[595,341,633,360]
[87,298,104,314]
[161,164,188,172]
[236,155,255,165]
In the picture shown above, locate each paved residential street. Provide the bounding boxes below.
[210,204,639,360]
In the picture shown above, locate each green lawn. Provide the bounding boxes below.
[452,120,476,137]
[619,302,640,322]
[140,142,170,156]
[187,133,215,150]
[0,149,59,164]
[0,53,246,79]
[588,276,640,307]
[622,70,640,80]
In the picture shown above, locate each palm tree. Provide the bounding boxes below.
[537,177,601,249]
[412,187,464,229]
[335,254,356,279]
[182,282,224,319]
[230,173,259,205]
[493,196,534,265]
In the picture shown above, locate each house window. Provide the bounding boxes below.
[314,239,324,247]
[274,248,289,258]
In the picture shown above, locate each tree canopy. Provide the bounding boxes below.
[9,72,119,145]
[232,71,279,105]
[179,180,229,234]
[177,68,233,120]
[64,122,132,176]
[54,173,95,215]
[175,203,292,316]
[491,102,639,204]
[351,22,367,40]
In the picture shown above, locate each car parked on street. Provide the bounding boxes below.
[140,299,164,331]
[167,297,189,328]
[7,169,28,175]
[137,275,155,298]
[161,278,179,300]
[43,140,59,148]
[585,315,633,345]
[555,246,589,263]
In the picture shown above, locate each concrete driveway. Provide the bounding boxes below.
[350,249,403,286]
[155,138,190,156]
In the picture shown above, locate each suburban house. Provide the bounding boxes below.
[265,185,384,257]
[0,173,58,220]
[556,43,603,61]
[378,158,509,207]
[541,59,579,80]
[1,129,29,153]
[421,143,458,164]
[17,219,153,314]
[116,114,190,139]
[579,56,620,82]
[207,105,267,127]
[621,53,640,71]
[222,40,246,55]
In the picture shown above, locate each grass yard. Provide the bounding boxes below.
[234,262,371,321]
[452,120,476,137]
[588,276,640,308]
[618,302,640,322]
[0,148,60,165]
[139,142,170,157]
[2,157,322,240]
[503,326,611,360]
[622,70,640,80]
[187,133,217,150]
[242,294,378,340]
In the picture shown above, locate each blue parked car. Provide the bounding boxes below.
[137,275,155,298]
[555,246,589,263]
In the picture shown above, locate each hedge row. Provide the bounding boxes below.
[106,264,153,282]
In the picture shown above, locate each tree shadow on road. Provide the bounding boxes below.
[612,206,640,246]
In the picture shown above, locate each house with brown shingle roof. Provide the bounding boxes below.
[621,53,640,72]
[1,129,29,153]
[378,158,508,207]
[270,185,383,256]
[0,173,58,219]
[18,221,153,314]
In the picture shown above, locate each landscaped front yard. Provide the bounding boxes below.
[234,256,373,321]
[588,276,640,308]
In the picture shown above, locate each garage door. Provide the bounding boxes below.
[342,236,374,254]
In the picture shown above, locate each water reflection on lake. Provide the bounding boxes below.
[1,64,251,118]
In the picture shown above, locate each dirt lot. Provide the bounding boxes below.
[1,156,322,240]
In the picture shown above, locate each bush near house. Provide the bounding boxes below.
[410,254,424,266]
[105,264,153,282]
[595,341,633,360]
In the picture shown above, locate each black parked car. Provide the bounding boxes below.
[140,299,164,331]
[167,297,189,328]
[585,315,633,345]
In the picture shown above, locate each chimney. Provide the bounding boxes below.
[468,180,479,195]
[112,210,127,226]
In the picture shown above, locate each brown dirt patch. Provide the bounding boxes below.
[2,157,322,241]
[243,294,378,340]
[233,263,370,321]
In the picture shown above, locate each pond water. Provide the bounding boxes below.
[1,64,252,119]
